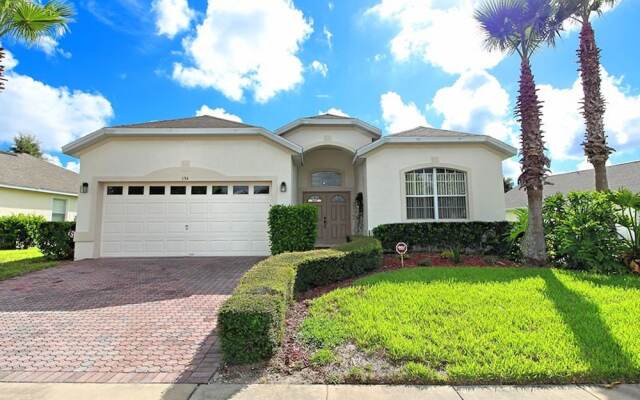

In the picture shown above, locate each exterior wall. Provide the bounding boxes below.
[364,143,507,231]
[74,136,295,259]
[354,160,367,234]
[0,187,77,221]
[282,126,375,153]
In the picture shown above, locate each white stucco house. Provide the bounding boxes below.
[62,114,516,260]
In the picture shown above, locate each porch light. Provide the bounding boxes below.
[80,182,89,194]
[280,182,287,193]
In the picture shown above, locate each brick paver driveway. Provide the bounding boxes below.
[0,257,258,384]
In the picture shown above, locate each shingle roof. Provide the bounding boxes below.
[505,160,640,209]
[390,126,474,138]
[112,115,254,129]
[0,152,79,195]
[308,113,351,120]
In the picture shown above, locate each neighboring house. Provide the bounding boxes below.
[62,114,516,259]
[0,151,79,221]
[505,160,640,220]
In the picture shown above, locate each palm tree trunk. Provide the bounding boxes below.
[516,59,548,265]
[578,20,611,191]
[0,47,6,91]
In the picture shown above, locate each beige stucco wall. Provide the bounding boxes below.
[73,135,295,259]
[364,143,507,231]
[0,187,77,221]
[282,126,375,153]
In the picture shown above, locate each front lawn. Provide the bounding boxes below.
[0,248,59,281]
[301,267,640,384]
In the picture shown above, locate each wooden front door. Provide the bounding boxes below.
[303,192,351,246]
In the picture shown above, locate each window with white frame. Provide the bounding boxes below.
[52,199,67,222]
[405,168,467,220]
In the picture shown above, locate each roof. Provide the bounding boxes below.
[390,126,473,138]
[307,113,351,120]
[112,115,254,129]
[0,152,79,196]
[275,114,382,137]
[505,160,640,209]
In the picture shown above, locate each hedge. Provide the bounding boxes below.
[268,204,318,255]
[219,236,382,364]
[0,214,46,249]
[34,222,75,260]
[372,221,513,256]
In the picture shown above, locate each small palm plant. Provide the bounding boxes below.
[0,0,73,90]
[475,0,565,265]
[609,189,640,271]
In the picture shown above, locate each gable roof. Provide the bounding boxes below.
[505,160,640,209]
[112,115,253,129]
[390,126,473,138]
[275,114,382,137]
[0,152,79,196]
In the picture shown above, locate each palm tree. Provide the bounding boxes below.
[475,0,565,265]
[561,0,616,191]
[0,0,73,91]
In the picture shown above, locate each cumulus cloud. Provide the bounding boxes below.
[153,0,195,38]
[380,91,429,133]
[36,36,71,58]
[310,60,328,77]
[43,153,80,173]
[367,0,503,74]
[195,105,243,122]
[0,50,114,150]
[319,108,349,117]
[172,0,313,103]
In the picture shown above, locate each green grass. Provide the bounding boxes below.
[0,248,58,281]
[301,267,640,384]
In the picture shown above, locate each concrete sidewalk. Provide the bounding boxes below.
[0,383,638,400]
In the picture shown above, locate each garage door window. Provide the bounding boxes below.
[170,186,186,195]
[107,186,123,195]
[128,186,144,195]
[191,186,207,195]
[212,185,228,195]
[149,186,165,195]
[233,185,249,195]
[254,185,270,194]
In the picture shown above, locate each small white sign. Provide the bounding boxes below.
[395,242,408,255]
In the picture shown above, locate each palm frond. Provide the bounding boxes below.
[475,0,526,54]
[2,0,74,42]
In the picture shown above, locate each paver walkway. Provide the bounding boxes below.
[0,257,258,384]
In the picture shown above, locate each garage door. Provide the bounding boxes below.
[100,183,272,257]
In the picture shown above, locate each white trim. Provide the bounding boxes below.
[0,183,78,197]
[275,117,382,137]
[62,127,303,155]
[354,135,518,160]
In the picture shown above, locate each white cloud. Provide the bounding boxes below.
[319,108,349,117]
[310,60,328,77]
[153,0,195,38]
[367,0,503,74]
[380,91,429,133]
[323,25,333,49]
[0,50,113,150]
[328,1,334,11]
[373,53,386,62]
[36,37,71,58]
[43,153,80,173]
[172,0,313,103]
[3,48,18,70]
[195,105,242,122]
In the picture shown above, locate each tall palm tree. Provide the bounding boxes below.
[561,0,616,191]
[475,0,565,265]
[0,0,73,91]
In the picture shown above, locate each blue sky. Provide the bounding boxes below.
[0,0,639,179]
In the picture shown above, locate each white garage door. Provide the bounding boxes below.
[100,183,272,257]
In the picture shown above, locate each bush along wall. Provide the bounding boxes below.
[268,204,318,255]
[372,221,513,256]
[218,236,383,364]
[35,222,75,260]
[0,214,46,249]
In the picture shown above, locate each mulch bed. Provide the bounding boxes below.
[382,252,516,269]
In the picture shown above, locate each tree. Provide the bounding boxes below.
[475,0,565,265]
[503,177,515,193]
[0,0,73,91]
[560,0,616,191]
[11,133,42,157]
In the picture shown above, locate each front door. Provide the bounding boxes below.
[303,192,351,246]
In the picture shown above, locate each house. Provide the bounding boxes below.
[0,151,79,221]
[62,114,516,260]
[505,160,640,220]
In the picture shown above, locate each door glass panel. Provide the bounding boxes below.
[254,185,270,194]
[191,186,207,195]
[306,195,322,203]
[170,186,186,195]
[128,186,144,195]
[311,171,342,187]
[331,194,346,203]
[149,186,165,195]
[233,185,249,195]
[212,185,228,195]
[107,186,123,195]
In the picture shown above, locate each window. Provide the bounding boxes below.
[128,186,144,195]
[52,199,67,222]
[253,185,270,194]
[212,185,228,195]
[170,186,186,195]
[233,185,249,195]
[191,186,207,195]
[149,186,165,195]
[306,195,322,203]
[107,186,123,195]
[405,168,467,220]
[331,194,346,203]
[311,171,342,187]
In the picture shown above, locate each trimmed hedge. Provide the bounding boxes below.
[219,236,382,364]
[372,221,513,256]
[35,222,75,260]
[0,214,46,249]
[268,204,318,255]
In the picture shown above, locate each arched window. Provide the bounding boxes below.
[405,168,467,220]
[311,171,342,187]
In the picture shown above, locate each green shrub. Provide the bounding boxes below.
[609,189,640,263]
[0,214,46,249]
[219,237,383,364]
[268,205,318,255]
[372,222,513,256]
[34,222,75,260]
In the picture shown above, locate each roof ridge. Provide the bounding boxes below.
[547,160,640,178]
[111,114,254,128]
